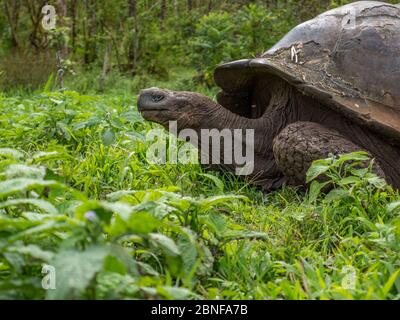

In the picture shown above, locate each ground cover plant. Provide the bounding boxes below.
[0,86,399,300]
[0,0,399,301]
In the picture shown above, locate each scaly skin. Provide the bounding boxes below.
[272,121,386,186]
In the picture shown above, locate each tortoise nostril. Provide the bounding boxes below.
[151,94,165,103]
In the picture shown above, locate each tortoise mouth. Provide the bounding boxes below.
[140,108,169,112]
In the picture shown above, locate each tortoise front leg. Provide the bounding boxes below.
[272,121,385,186]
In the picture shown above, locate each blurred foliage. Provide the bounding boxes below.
[0,51,56,91]
[2,0,397,90]
[189,3,294,85]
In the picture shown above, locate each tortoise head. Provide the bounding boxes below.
[138,87,218,128]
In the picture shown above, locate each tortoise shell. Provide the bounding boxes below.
[214,1,400,141]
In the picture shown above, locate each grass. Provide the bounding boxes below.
[0,73,399,300]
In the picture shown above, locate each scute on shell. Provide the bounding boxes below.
[214,1,400,141]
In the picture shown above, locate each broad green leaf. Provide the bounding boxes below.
[338,176,361,186]
[350,167,369,178]
[0,199,58,215]
[121,110,143,124]
[0,215,42,234]
[108,210,160,236]
[367,176,387,189]
[49,98,64,105]
[7,220,68,243]
[72,116,102,130]
[101,201,132,217]
[106,190,136,202]
[75,200,132,224]
[136,261,159,276]
[177,232,198,277]
[306,163,330,183]
[152,202,178,219]
[337,151,370,163]
[126,211,161,234]
[5,164,46,179]
[197,195,248,212]
[0,148,24,160]
[3,252,25,272]
[124,132,145,142]
[102,129,115,146]
[56,122,74,141]
[387,201,400,213]
[22,212,52,221]
[103,255,127,275]
[72,121,92,130]
[110,117,124,130]
[106,245,137,275]
[324,189,350,203]
[307,181,328,203]
[149,233,181,257]
[167,197,191,212]
[47,246,110,299]
[202,212,227,236]
[7,244,54,262]
[0,179,59,198]
[156,286,195,300]
[31,151,61,162]
[200,173,224,192]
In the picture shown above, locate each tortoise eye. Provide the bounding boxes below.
[151,94,165,103]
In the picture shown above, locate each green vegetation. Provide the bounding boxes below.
[8,0,400,92]
[0,0,399,300]
[0,90,399,299]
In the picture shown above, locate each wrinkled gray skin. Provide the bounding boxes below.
[138,74,400,192]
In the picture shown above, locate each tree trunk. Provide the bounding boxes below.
[128,0,137,17]
[173,0,179,17]
[70,0,77,52]
[207,0,213,13]
[83,0,97,64]
[25,0,48,49]
[128,0,139,72]
[56,0,68,60]
[187,0,192,12]
[99,44,111,92]
[3,0,21,49]
[160,0,167,30]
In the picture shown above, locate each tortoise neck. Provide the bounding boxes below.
[191,101,277,155]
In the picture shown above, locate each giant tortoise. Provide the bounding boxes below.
[138,1,400,191]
